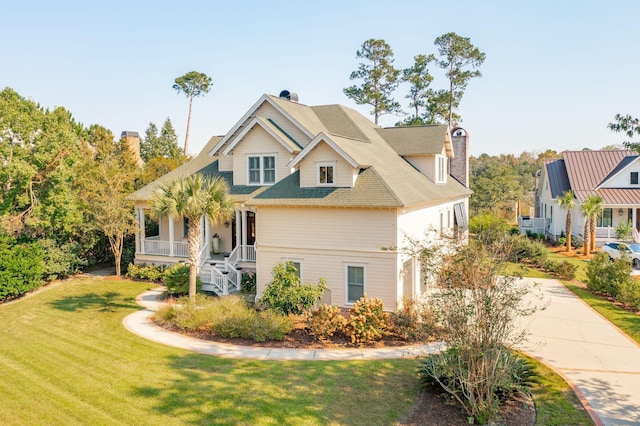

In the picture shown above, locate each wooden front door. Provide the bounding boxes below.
[247,212,256,245]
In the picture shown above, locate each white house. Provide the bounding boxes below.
[129,91,471,309]
[525,149,640,244]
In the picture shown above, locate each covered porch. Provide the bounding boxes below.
[593,206,640,243]
[133,205,258,264]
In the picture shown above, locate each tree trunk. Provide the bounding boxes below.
[583,218,590,257]
[590,214,597,252]
[566,212,572,253]
[184,95,193,156]
[108,234,123,276]
[187,217,201,304]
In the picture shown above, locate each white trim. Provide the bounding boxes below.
[221,117,299,155]
[209,94,314,156]
[288,133,359,169]
[345,263,366,304]
[247,154,277,185]
[316,161,336,186]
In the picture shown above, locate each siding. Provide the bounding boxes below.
[218,154,233,172]
[299,141,357,188]
[231,126,295,186]
[405,155,436,182]
[255,206,400,309]
[601,163,640,188]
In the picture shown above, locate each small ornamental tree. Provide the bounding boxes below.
[416,235,538,424]
[260,262,326,315]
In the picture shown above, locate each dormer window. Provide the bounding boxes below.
[436,155,447,184]
[317,162,335,186]
[631,172,638,185]
[248,155,276,185]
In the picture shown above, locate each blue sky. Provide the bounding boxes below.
[2,1,638,156]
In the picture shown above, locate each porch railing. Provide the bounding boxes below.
[142,238,255,263]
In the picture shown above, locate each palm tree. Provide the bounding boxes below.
[588,195,603,253]
[151,174,234,303]
[557,191,575,253]
[581,195,603,257]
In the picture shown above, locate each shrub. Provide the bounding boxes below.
[260,262,326,315]
[241,271,256,293]
[0,237,45,301]
[468,213,510,243]
[163,264,202,295]
[586,252,632,298]
[618,279,640,310]
[507,234,548,266]
[305,304,348,340]
[39,239,86,281]
[346,295,389,344]
[418,348,536,423]
[542,259,577,280]
[127,263,166,282]
[155,295,294,342]
[388,299,436,341]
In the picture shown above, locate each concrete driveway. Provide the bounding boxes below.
[517,278,640,425]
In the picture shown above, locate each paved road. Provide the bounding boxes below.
[517,278,640,426]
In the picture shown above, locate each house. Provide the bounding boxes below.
[129,91,471,309]
[524,149,640,244]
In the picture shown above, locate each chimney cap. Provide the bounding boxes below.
[121,131,140,138]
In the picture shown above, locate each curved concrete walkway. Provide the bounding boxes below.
[123,279,640,425]
[122,288,445,361]
[516,278,640,426]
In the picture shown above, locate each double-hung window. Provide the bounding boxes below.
[346,265,365,303]
[631,172,639,185]
[247,155,276,185]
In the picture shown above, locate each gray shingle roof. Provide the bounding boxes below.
[376,125,448,156]
[544,158,570,198]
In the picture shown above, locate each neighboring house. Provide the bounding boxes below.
[524,149,640,244]
[130,91,471,309]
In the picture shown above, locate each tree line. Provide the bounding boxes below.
[344,33,486,126]
[0,87,186,300]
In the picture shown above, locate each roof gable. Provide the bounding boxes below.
[209,94,315,156]
[597,155,640,188]
[289,133,361,169]
[221,116,302,155]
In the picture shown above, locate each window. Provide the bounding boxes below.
[247,155,276,185]
[317,162,335,185]
[437,155,447,183]
[596,208,613,227]
[631,172,639,185]
[346,265,365,303]
[291,261,301,279]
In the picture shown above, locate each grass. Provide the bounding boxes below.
[0,276,594,425]
[525,354,593,425]
[0,277,418,425]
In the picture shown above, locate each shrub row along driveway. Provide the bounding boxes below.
[516,278,640,425]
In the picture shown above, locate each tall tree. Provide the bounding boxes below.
[140,118,182,162]
[401,54,435,124]
[557,190,575,253]
[434,32,486,126]
[151,174,233,303]
[78,126,140,276]
[173,71,212,156]
[344,39,401,125]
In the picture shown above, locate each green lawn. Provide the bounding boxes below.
[0,276,592,425]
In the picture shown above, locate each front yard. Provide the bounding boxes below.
[0,274,596,425]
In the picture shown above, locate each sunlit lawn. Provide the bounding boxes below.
[0,278,418,425]
[0,275,593,425]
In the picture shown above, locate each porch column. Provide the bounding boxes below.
[140,207,147,254]
[235,209,241,254]
[241,210,248,261]
[204,215,211,256]
[168,216,174,257]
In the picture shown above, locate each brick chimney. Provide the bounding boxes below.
[121,131,144,166]
[449,127,469,188]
